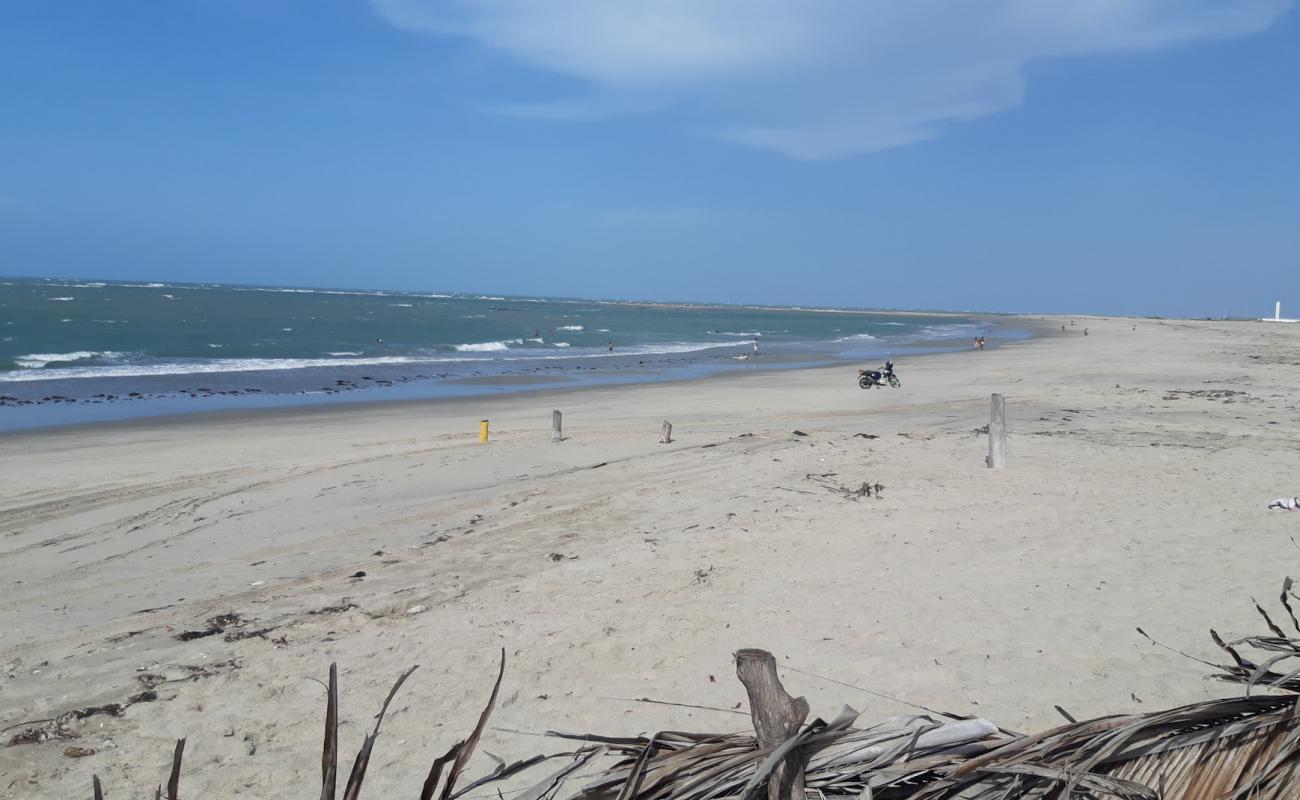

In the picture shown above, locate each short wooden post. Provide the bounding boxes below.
[552,410,563,442]
[986,394,1005,469]
[659,420,672,444]
[479,419,490,443]
[735,649,810,800]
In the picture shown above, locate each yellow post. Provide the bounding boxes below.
[479,419,490,442]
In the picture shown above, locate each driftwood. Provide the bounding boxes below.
[806,473,883,500]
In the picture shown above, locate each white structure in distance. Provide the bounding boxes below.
[1262,301,1299,323]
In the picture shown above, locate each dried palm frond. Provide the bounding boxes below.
[542,581,1300,800]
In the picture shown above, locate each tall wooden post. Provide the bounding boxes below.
[986,394,1006,469]
[552,410,563,443]
[735,649,809,800]
[659,420,673,444]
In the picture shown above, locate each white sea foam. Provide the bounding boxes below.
[0,340,738,382]
[0,355,460,381]
[835,333,877,342]
[714,330,761,337]
[390,303,414,307]
[162,294,176,299]
[557,325,584,331]
[208,344,224,348]
[454,340,514,352]
[536,341,720,358]
[626,341,718,355]
[48,296,74,301]
[231,286,391,298]
[14,350,124,369]
[527,338,544,343]
[327,351,362,356]
[595,328,610,332]
[282,327,293,331]
[918,324,982,339]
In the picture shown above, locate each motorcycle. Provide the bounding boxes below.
[858,360,900,389]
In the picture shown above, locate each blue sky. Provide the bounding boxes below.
[1,1,1297,317]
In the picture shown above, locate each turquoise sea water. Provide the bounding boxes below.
[0,277,1021,429]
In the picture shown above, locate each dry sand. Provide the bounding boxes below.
[3,315,1300,797]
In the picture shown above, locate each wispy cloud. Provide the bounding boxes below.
[372,0,1293,158]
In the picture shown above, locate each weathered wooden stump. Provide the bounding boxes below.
[735,649,809,800]
[986,393,1006,469]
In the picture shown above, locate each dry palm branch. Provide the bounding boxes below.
[91,580,1300,799]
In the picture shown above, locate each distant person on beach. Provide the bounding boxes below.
[1083,328,1089,336]
[753,338,760,355]
[607,341,614,351]
[978,336,986,350]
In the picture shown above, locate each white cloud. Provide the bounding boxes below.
[371,0,1293,158]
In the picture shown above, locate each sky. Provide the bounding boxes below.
[1,1,1298,317]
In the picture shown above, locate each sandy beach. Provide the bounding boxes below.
[3,314,1300,798]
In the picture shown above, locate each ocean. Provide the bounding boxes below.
[0,277,1024,430]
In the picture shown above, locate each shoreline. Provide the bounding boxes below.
[7,314,1297,796]
[0,314,1037,436]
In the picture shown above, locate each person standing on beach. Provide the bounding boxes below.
[753,337,760,355]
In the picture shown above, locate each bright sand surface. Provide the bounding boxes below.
[3,315,1300,797]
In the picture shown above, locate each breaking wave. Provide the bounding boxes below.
[454,339,522,352]
[14,351,125,369]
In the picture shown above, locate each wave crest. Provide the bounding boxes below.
[14,351,124,369]
[454,339,521,352]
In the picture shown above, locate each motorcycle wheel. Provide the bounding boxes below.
[888,376,900,388]
[858,376,871,389]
